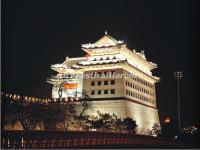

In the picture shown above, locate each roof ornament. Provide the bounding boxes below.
[140,50,146,60]
[105,30,108,35]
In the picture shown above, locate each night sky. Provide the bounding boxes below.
[2,0,200,128]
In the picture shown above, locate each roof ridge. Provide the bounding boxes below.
[103,33,119,43]
[94,33,119,45]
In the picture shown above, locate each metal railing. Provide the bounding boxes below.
[1,131,185,149]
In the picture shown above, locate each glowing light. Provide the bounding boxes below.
[21,136,24,147]
[164,117,171,123]
[8,137,10,147]
[3,92,54,105]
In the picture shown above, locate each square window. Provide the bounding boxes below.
[104,90,108,94]
[97,72,101,78]
[91,90,95,95]
[111,71,115,75]
[98,90,101,95]
[91,81,95,86]
[111,89,115,94]
[91,72,95,78]
[104,81,108,85]
[98,81,101,86]
[111,80,115,85]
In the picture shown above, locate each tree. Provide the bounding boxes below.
[148,123,161,137]
[111,115,124,132]
[43,103,76,130]
[90,119,104,130]
[122,118,137,134]
[18,103,44,130]
[75,91,91,118]
[3,96,77,131]
[78,101,91,118]
[4,98,47,130]
[86,112,136,133]
[14,101,47,130]
[2,96,14,128]
[78,112,138,133]
[64,103,76,118]
[72,115,90,131]
[97,111,115,131]
[86,113,106,131]
[3,100,18,129]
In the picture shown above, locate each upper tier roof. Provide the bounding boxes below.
[81,32,124,49]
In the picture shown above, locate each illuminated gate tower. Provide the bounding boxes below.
[47,32,160,133]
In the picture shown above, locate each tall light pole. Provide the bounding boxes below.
[174,71,183,131]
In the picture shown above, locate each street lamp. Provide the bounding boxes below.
[174,71,183,130]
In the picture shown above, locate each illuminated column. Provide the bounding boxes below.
[174,71,183,130]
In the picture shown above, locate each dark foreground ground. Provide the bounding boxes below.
[1,130,195,149]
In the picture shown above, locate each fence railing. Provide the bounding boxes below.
[1,131,185,149]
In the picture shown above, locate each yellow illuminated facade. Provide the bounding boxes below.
[47,32,160,134]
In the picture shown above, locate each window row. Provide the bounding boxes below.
[90,89,115,95]
[126,90,155,104]
[91,80,115,86]
[128,74,154,89]
[125,81,154,97]
[92,56,117,61]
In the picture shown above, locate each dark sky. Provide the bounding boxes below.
[2,0,200,128]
